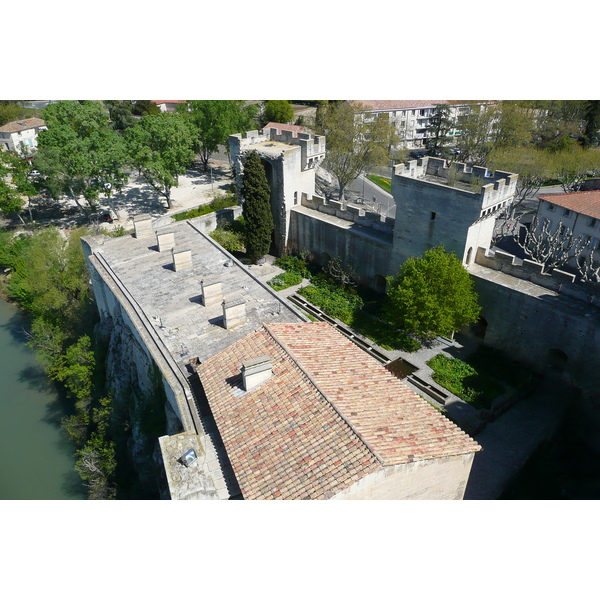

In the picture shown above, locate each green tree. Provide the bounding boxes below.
[0,101,39,127]
[131,100,161,116]
[318,102,398,200]
[126,112,198,208]
[455,104,496,165]
[385,247,481,340]
[0,152,27,222]
[35,101,129,211]
[582,100,600,148]
[426,104,453,156]
[104,100,137,132]
[185,100,258,171]
[550,147,600,192]
[264,100,294,124]
[490,103,534,149]
[241,151,274,261]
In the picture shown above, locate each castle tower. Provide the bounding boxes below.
[390,156,518,267]
[229,126,326,255]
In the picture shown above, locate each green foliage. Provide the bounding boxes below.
[241,151,274,261]
[385,247,481,340]
[35,101,129,210]
[126,112,198,208]
[264,100,294,124]
[186,101,258,170]
[0,152,26,218]
[273,254,311,278]
[366,174,392,194]
[426,104,453,155]
[427,353,503,409]
[319,102,399,199]
[210,226,246,253]
[131,100,161,116]
[0,101,40,127]
[171,192,237,221]
[268,270,303,291]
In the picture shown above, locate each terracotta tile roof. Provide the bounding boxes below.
[263,122,309,134]
[197,322,480,499]
[0,118,46,133]
[151,100,187,105]
[539,191,600,220]
[197,325,380,499]
[267,323,480,465]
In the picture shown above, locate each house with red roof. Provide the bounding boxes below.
[536,190,600,265]
[196,321,481,500]
[0,117,47,154]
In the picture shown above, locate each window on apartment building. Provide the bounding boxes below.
[588,217,598,228]
[547,203,555,211]
[563,208,572,217]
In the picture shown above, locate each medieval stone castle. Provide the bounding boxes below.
[82,123,599,500]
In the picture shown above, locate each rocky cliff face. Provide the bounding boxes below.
[97,311,170,498]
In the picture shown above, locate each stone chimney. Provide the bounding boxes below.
[172,247,193,271]
[242,356,272,391]
[222,298,246,329]
[133,214,153,239]
[156,229,175,252]
[201,279,222,307]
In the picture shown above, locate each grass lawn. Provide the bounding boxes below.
[367,174,392,194]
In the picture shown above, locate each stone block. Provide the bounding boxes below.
[201,280,222,307]
[222,298,246,329]
[172,247,193,271]
[134,214,153,238]
[156,230,175,252]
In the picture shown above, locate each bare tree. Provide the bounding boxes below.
[515,216,588,273]
[576,247,600,282]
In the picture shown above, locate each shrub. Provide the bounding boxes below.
[172,192,237,221]
[267,270,303,291]
[210,227,246,253]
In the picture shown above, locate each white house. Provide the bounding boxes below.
[0,118,47,154]
[347,100,494,150]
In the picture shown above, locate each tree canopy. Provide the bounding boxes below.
[184,100,258,170]
[385,247,481,340]
[126,112,198,208]
[35,101,129,211]
[241,151,273,262]
[318,102,398,200]
[263,100,294,125]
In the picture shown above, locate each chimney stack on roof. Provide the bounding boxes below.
[172,247,193,271]
[156,229,175,252]
[201,279,223,307]
[222,298,246,329]
[133,214,153,239]
[241,356,272,391]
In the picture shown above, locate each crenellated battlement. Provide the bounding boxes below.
[393,156,518,211]
[474,246,600,307]
[298,193,395,235]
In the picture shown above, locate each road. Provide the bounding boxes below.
[344,173,396,218]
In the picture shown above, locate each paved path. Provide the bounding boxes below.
[464,378,572,499]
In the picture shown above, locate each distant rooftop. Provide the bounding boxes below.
[198,321,480,500]
[0,117,46,133]
[539,190,600,221]
[348,100,491,112]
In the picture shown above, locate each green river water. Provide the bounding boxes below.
[0,298,85,499]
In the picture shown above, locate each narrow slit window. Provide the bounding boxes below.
[430,211,436,221]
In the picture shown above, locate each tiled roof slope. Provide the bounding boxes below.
[198,322,480,499]
[197,326,380,499]
[347,100,490,112]
[0,118,46,133]
[539,191,600,220]
[268,323,480,465]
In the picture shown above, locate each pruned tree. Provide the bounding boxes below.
[515,216,588,273]
[576,246,600,282]
[488,146,555,217]
[241,151,274,262]
[323,256,359,287]
[318,102,398,201]
[550,148,600,193]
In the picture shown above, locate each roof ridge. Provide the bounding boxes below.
[263,322,386,466]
